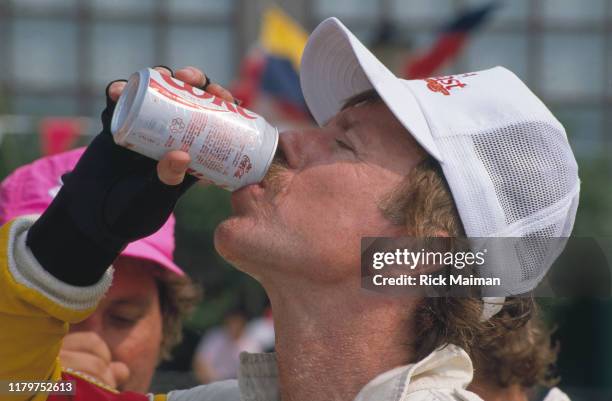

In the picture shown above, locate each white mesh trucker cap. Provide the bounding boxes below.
[300,18,580,318]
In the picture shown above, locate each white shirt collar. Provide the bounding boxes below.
[237,344,476,401]
[238,352,279,401]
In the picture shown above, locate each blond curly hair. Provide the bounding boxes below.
[379,156,558,388]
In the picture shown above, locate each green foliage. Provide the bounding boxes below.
[572,156,612,237]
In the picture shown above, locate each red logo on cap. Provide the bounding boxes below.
[424,73,477,96]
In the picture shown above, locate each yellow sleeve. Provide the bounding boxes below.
[0,218,112,401]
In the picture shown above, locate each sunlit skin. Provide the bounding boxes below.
[215,101,426,281]
[212,101,430,401]
[62,258,162,392]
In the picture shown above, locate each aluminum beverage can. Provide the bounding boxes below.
[110,68,279,191]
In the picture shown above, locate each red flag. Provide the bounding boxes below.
[40,117,82,156]
[404,2,499,79]
[404,33,467,79]
[231,50,266,109]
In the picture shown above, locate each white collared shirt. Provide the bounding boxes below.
[165,344,571,401]
[166,345,484,401]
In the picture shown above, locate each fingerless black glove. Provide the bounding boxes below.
[27,80,196,286]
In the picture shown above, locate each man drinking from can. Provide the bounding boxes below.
[0,17,578,401]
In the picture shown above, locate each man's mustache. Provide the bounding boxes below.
[261,148,290,195]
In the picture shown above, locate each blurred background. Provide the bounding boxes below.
[0,0,611,399]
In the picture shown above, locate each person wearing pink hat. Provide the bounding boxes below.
[0,147,200,392]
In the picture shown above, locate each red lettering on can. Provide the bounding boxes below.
[159,74,257,120]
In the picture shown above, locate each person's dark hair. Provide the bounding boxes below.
[156,270,202,361]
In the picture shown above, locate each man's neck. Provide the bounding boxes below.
[266,281,418,401]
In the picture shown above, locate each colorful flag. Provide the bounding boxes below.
[404,1,499,79]
[232,7,310,120]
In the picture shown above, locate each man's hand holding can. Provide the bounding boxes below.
[26,66,233,287]
[108,66,237,186]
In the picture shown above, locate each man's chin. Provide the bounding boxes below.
[213,215,257,266]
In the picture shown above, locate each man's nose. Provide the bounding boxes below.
[278,128,332,169]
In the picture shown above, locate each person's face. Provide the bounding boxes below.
[69,257,163,392]
[215,99,426,283]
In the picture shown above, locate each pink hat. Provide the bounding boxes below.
[0,148,184,276]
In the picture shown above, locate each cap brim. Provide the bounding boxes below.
[300,17,442,161]
[121,240,185,277]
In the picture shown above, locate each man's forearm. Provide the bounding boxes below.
[27,196,120,287]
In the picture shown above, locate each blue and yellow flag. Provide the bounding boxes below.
[259,7,308,112]
[233,6,309,119]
